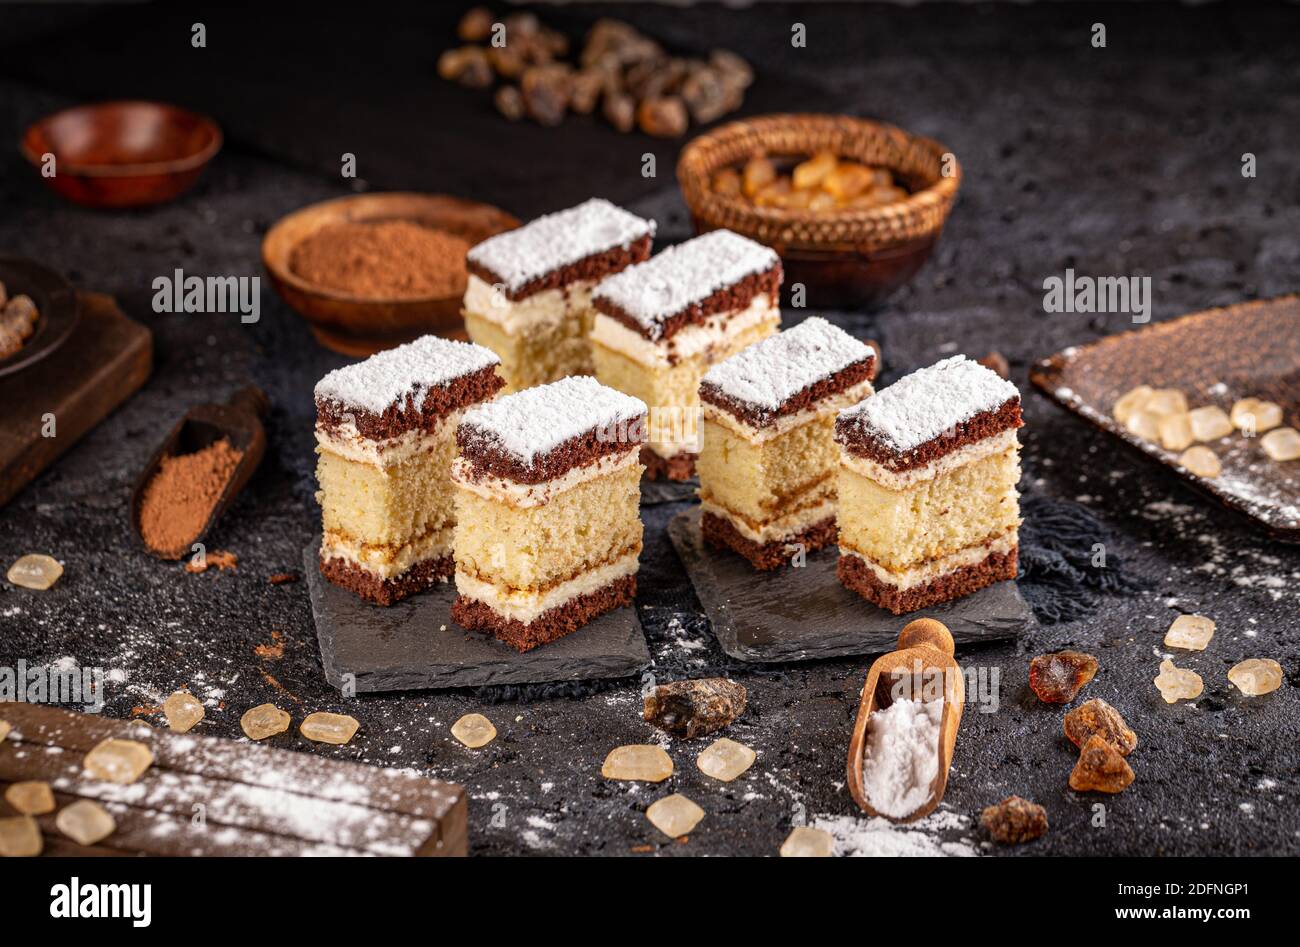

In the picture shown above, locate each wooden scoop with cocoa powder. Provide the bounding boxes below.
[130,386,268,560]
[847,618,965,822]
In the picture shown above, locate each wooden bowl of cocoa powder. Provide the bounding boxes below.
[263,193,518,356]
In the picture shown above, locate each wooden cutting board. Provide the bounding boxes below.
[0,701,468,856]
[0,292,152,508]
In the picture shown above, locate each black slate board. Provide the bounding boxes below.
[640,475,699,506]
[305,539,651,693]
[668,508,1033,663]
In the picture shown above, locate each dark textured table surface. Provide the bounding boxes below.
[1,2,1297,856]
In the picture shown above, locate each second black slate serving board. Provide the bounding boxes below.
[304,538,651,693]
[668,507,1034,663]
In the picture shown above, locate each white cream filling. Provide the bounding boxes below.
[840,530,1019,591]
[315,408,464,468]
[700,497,837,545]
[839,429,1021,490]
[589,295,780,370]
[450,449,642,508]
[455,548,640,625]
[321,528,453,580]
[463,274,594,334]
[705,377,876,445]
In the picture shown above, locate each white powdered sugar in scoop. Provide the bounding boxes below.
[839,355,1019,452]
[459,375,647,462]
[860,697,944,820]
[314,335,499,414]
[466,198,655,292]
[594,229,779,338]
[701,316,873,412]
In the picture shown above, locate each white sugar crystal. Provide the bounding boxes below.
[1157,413,1194,452]
[1164,614,1215,651]
[56,800,116,846]
[1178,445,1221,479]
[460,375,646,463]
[594,229,779,338]
[314,335,499,415]
[701,317,872,414]
[1143,388,1187,417]
[1112,385,1154,424]
[645,793,705,838]
[467,198,655,293]
[780,826,835,857]
[838,355,1020,453]
[1230,398,1282,434]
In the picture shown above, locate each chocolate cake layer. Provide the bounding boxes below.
[701,354,878,428]
[640,446,696,482]
[702,511,837,571]
[836,546,1018,615]
[452,574,636,652]
[835,397,1022,473]
[594,263,781,343]
[459,418,646,485]
[319,553,453,607]
[317,364,503,442]
[467,235,653,302]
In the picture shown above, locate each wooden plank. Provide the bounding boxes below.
[0,702,467,857]
[0,292,152,508]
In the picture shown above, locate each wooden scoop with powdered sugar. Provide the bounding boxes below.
[847,618,965,823]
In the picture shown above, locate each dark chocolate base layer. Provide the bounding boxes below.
[319,553,453,607]
[452,574,637,652]
[641,446,696,482]
[702,510,838,571]
[836,545,1018,615]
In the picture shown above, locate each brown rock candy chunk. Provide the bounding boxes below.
[980,796,1049,845]
[301,711,361,745]
[450,713,496,749]
[4,781,55,815]
[56,799,117,846]
[83,738,154,785]
[1063,699,1137,756]
[240,703,291,740]
[602,745,673,782]
[163,690,205,733]
[1029,650,1098,704]
[643,677,747,738]
[780,826,835,857]
[645,794,704,839]
[1069,735,1135,793]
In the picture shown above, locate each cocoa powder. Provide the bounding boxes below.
[139,438,243,559]
[289,220,470,298]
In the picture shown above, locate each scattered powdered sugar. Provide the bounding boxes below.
[701,316,872,412]
[813,808,978,857]
[860,697,944,819]
[839,354,1019,452]
[459,375,646,463]
[314,335,499,414]
[466,198,655,292]
[594,229,779,337]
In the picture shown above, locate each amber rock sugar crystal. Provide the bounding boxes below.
[1069,735,1135,793]
[163,690,205,733]
[645,794,705,839]
[4,781,55,815]
[56,800,116,846]
[450,713,496,749]
[980,796,1049,845]
[1063,698,1137,756]
[1227,658,1283,697]
[780,826,835,857]
[602,745,672,782]
[1154,659,1203,704]
[1029,650,1099,704]
[240,703,290,740]
[83,738,154,785]
[696,738,756,782]
[301,711,361,745]
[1164,614,1215,652]
[0,815,43,857]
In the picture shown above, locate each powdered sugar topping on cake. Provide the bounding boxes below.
[702,317,872,411]
[594,229,779,338]
[314,335,499,414]
[460,375,647,463]
[840,355,1020,451]
[467,198,655,292]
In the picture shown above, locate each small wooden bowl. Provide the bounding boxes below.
[21,101,221,208]
[262,193,518,356]
[678,114,961,308]
[847,618,965,822]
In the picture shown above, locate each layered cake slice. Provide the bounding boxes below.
[697,317,878,569]
[834,355,1023,614]
[315,335,504,605]
[590,229,782,481]
[463,198,655,392]
[450,376,648,651]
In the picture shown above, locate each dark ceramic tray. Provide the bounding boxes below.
[304,538,651,693]
[1030,296,1299,541]
[0,257,81,379]
[668,507,1033,663]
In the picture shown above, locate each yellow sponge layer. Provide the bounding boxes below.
[464,310,593,393]
[838,447,1020,572]
[454,464,642,590]
[697,414,839,522]
[317,436,457,546]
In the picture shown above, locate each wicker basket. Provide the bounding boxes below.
[677,113,960,255]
